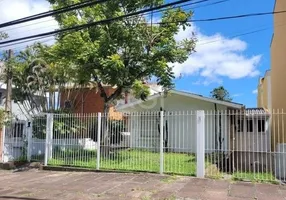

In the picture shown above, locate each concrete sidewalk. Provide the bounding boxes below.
[0,170,285,200]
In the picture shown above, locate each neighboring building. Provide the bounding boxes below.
[257,70,271,111]
[271,0,286,111]
[116,89,244,152]
[117,90,272,172]
[60,83,162,116]
[258,0,286,149]
[60,86,117,114]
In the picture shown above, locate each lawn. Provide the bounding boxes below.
[232,171,279,184]
[48,149,197,176]
[48,149,280,183]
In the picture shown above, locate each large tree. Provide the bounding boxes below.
[47,0,196,153]
[47,0,196,113]
[210,86,232,102]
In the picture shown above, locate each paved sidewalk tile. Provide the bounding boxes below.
[0,170,285,200]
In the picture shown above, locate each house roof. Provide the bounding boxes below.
[116,89,244,110]
[245,108,270,116]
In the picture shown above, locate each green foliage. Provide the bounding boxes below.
[210,86,233,101]
[0,109,6,128]
[0,32,8,40]
[132,80,151,101]
[9,44,54,113]
[47,0,196,106]
[110,120,125,144]
[32,112,89,139]
[232,171,279,184]
[6,43,76,115]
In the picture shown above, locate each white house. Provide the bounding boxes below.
[116,89,245,153]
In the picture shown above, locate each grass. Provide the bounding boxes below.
[48,149,281,184]
[232,171,279,184]
[48,149,197,176]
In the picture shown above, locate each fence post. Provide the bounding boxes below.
[44,114,53,166]
[96,112,102,170]
[48,114,54,160]
[160,110,164,174]
[1,125,5,163]
[196,110,205,178]
[27,120,33,162]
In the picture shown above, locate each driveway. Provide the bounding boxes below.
[0,169,285,200]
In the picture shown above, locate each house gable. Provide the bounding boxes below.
[116,90,244,111]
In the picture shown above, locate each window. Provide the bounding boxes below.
[258,119,265,132]
[237,119,244,132]
[12,122,24,138]
[246,119,253,132]
[237,119,253,132]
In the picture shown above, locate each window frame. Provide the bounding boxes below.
[237,119,254,133]
[257,119,266,133]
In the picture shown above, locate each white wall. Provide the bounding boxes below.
[275,143,286,179]
[125,94,229,153]
[234,118,270,152]
[3,137,97,162]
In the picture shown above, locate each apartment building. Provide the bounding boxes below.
[258,0,286,149]
[257,70,271,110]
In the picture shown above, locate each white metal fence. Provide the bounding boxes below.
[1,110,286,183]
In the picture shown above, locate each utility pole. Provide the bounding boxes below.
[5,49,13,116]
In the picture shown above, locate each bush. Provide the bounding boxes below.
[0,109,6,128]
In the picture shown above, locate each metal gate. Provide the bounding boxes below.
[2,119,27,162]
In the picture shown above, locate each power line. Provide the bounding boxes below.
[0,0,109,29]
[3,21,278,52]
[190,10,284,22]
[0,0,196,46]
[1,19,57,33]
[1,0,214,33]
[3,0,218,47]
[157,0,229,14]
[1,1,282,47]
[0,36,55,49]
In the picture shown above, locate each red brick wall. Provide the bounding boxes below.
[60,87,117,114]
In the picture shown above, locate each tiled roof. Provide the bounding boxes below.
[245,108,269,115]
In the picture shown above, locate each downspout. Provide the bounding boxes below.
[214,103,218,151]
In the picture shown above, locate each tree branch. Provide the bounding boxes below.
[107,87,122,102]
[92,74,108,102]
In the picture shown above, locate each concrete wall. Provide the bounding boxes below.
[257,71,271,110]
[271,0,286,147]
[234,118,271,152]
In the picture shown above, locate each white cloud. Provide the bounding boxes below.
[252,89,258,94]
[232,93,243,98]
[0,0,58,51]
[172,24,262,84]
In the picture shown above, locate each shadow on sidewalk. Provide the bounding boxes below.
[0,196,47,200]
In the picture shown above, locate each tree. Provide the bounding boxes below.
[210,86,232,102]
[46,0,196,154]
[210,86,232,152]
[6,43,72,116]
[47,0,196,112]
